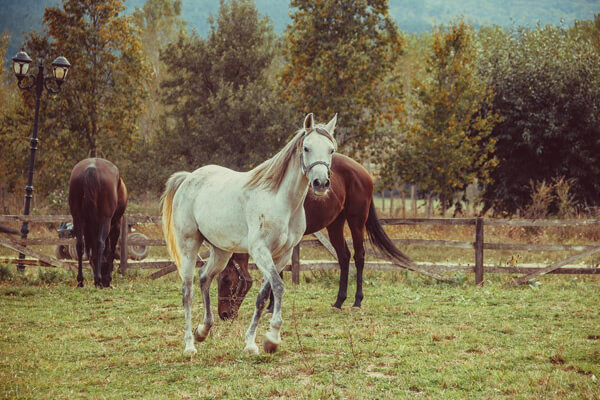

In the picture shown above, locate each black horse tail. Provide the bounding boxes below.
[365,201,414,268]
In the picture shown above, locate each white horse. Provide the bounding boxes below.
[161,113,337,355]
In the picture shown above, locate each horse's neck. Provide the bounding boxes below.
[278,156,308,213]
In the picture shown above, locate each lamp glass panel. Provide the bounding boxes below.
[13,62,29,76]
[55,66,70,81]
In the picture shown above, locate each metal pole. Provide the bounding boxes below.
[17,62,44,272]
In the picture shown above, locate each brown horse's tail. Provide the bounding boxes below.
[365,201,414,268]
[82,166,100,220]
[160,171,190,270]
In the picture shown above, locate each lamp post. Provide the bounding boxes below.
[12,50,71,272]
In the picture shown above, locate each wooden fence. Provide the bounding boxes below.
[1,214,599,285]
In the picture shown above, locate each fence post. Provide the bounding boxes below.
[475,217,484,285]
[120,215,128,274]
[291,244,300,285]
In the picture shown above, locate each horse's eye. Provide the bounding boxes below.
[303,146,309,152]
[329,149,334,154]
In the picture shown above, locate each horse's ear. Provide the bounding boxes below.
[326,113,337,136]
[303,113,314,132]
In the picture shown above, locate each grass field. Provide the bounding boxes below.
[0,265,598,399]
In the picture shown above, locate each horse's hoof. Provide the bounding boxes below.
[351,306,362,311]
[331,305,342,311]
[194,326,208,342]
[244,344,259,355]
[263,339,278,354]
[183,346,198,356]
[77,282,83,288]
[263,331,280,354]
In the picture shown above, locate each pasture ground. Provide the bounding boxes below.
[0,265,598,399]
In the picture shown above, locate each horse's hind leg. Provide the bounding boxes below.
[177,233,202,355]
[94,219,110,288]
[327,214,351,309]
[195,247,232,343]
[348,217,367,308]
[72,219,84,287]
[102,218,121,287]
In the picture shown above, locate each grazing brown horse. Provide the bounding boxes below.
[69,158,127,288]
[217,254,254,320]
[217,153,414,319]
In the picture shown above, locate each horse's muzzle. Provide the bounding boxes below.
[311,178,331,195]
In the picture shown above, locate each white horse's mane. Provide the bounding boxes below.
[245,124,336,191]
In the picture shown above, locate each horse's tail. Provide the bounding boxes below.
[365,201,414,268]
[82,166,99,219]
[160,172,190,270]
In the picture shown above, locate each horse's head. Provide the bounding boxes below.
[301,113,337,196]
[217,253,253,320]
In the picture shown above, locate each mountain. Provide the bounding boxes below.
[1,0,598,62]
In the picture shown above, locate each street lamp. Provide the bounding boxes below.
[12,50,71,272]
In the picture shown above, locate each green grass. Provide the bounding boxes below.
[0,265,598,399]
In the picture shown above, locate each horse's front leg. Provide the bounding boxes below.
[194,248,232,343]
[244,279,272,354]
[247,245,289,354]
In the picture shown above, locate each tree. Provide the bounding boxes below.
[281,0,404,153]
[370,33,432,194]
[392,21,500,213]
[478,23,600,215]
[17,0,149,196]
[144,0,294,192]
[0,31,29,205]
[132,0,186,140]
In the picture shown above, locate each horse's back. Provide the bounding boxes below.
[304,154,373,233]
[173,165,251,252]
[174,163,302,254]
[331,154,373,197]
[69,158,125,219]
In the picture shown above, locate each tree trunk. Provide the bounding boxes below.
[411,184,417,217]
[400,184,406,218]
[440,194,447,217]
[426,193,432,218]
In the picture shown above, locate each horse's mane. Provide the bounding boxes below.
[245,124,336,192]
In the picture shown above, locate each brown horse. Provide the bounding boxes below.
[217,153,414,319]
[68,158,127,288]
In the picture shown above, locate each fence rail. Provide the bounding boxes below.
[1,214,599,285]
